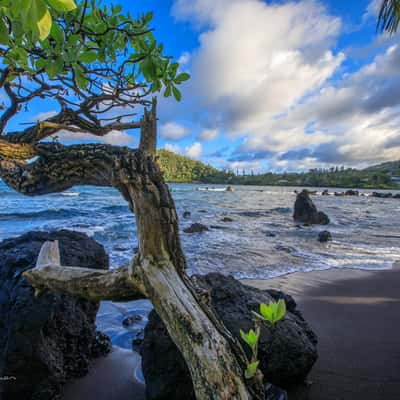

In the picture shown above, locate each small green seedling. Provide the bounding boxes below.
[244,360,260,379]
[252,298,286,325]
[240,327,260,351]
[240,299,287,380]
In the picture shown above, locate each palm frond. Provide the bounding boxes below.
[377,0,400,34]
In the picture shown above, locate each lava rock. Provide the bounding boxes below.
[122,314,143,327]
[372,192,392,198]
[0,230,111,400]
[345,190,359,196]
[183,223,209,234]
[142,273,318,400]
[293,190,330,225]
[318,230,332,243]
[183,211,191,218]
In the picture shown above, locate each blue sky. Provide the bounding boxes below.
[7,0,400,172]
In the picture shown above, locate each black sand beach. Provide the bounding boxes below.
[62,264,400,400]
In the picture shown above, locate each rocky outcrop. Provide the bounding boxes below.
[345,190,359,196]
[0,230,111,400]
[318,230,332,242]
[142,273,318,400]
[293,190,330,225]
[183,223,209,233]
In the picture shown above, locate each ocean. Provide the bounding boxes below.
[1,181,400,349]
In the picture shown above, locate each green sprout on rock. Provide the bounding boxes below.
[240,299,287,380]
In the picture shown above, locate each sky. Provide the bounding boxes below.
[8,0,400,172]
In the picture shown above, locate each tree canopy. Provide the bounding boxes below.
[0,0,189,153]
[378,0,400,34]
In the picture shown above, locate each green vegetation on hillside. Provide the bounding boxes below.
[157,150,399,189]
[157,149,225,182]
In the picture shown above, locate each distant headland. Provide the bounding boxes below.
[157,149,400,190]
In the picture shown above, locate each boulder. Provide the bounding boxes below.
[372,192,392,198]
[142,273,318,400]
[183,223,209,234]
[293,190,330,225]
[318,231,332,243]
[345,190,359,196]
[0,230,111,400]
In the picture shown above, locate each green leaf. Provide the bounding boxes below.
[245,361,259,379]
[47,0,77,12]
[175,72,190,84]
[0,19,9,45]
[260,302,274,322]
[163,84,171,98]
[172,86,181,102]
[275,299,286,323]
[78,50,98,63]
[50,21,63,43]
[74,64,88,89]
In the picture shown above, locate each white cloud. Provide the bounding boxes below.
[178,52,191,66]
[34,111,58,121]
[169,0,400,168]
[54,130,135,146]
[185,142,202,158]
[197,128,218,141]
[170,0,344,152]
[160,122,190,140]
[165,143,182,154]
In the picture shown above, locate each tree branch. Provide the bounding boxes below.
[24,241,146,302]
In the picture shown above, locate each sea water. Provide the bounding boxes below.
[1,181,399,349]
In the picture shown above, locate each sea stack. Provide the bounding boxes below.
[293,190,330,225]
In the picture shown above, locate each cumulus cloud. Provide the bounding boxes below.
[165,143,182,154]
[197,128,219,141]
[160,122,190,140]
[170,0,400,169]
[185,142,202,158]
[55,130,135,147]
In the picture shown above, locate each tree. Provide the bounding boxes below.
[0,1,263,399]
[377,0,400,34]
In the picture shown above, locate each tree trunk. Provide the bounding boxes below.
[0,101,265,400]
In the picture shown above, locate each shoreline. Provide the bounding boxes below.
[61,263,400,400]
[244,262,400,400]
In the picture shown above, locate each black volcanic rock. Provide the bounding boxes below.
[293,190,330,225]
[142,273,318,400]
[0,230,111,400]
[318,230,332,242]
[183,223,209,233]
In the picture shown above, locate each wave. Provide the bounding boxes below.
[61,192,80,197]
[0,209,83,221]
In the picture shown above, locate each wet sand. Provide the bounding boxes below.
[61,347,145,400]
[245,262,400,400]
[62,263,400,400]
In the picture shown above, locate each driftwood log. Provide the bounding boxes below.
[0,99,265,400]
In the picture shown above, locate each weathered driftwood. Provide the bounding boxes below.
[0,101,264,400]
